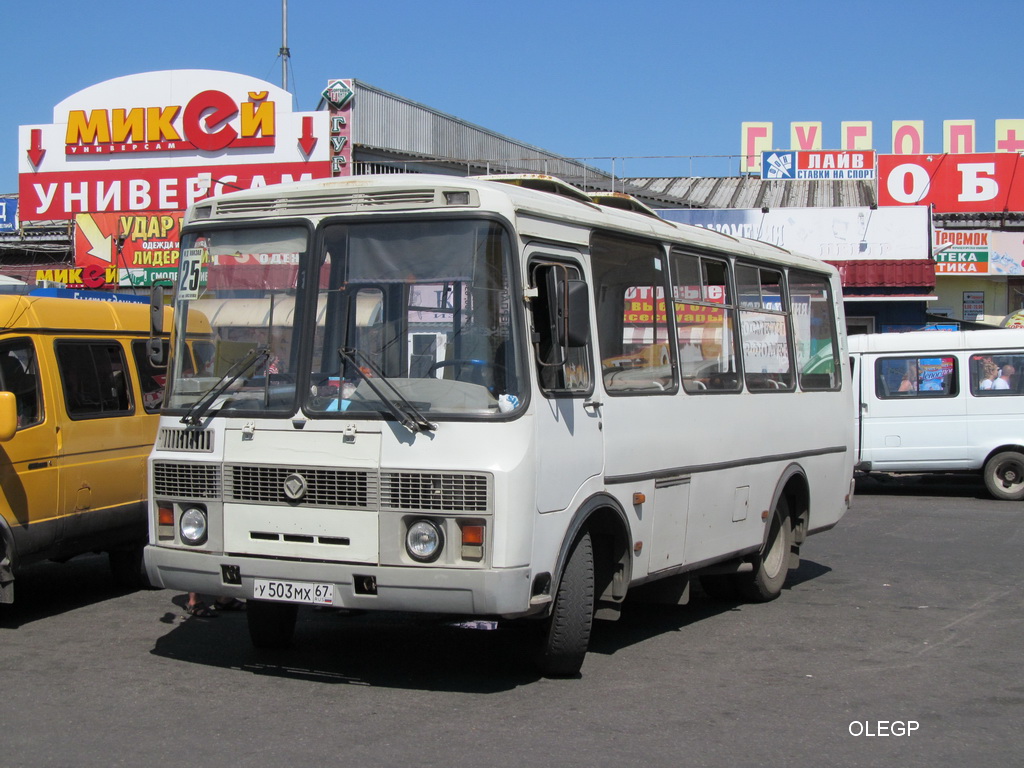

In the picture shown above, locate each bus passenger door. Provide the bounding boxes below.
[528,254,604,511]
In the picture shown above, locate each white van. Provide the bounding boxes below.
[848,329,1024,500]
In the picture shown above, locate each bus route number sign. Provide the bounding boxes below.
[177,248,206,301]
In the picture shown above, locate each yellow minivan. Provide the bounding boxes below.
[0,293,174,603]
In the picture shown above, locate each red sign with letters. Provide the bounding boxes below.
[878,153,1024,213]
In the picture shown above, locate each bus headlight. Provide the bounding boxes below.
[406,519,444,562]
[179,507,208,546]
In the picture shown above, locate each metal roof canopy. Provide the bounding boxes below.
[621,176,877,209]
[346,81,614,188]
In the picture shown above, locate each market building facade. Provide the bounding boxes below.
[3,71,1024,332]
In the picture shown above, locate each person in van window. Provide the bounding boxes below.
[994,364,1016,390]
[979,358,1000,390]
[898,362,918,392]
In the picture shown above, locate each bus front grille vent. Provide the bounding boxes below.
[224,464,376,509]
[153,461,221,500]
[380,472,490,512]
[157,427,214,452]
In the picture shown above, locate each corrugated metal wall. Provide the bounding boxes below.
[350,81,611,183]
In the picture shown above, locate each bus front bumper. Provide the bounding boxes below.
[144,545,536,617]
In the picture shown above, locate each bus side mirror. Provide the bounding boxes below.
[563,279,590,348]
[0,392,18,442]
[150,284,164,336]
[547,270,590,349]
[149,284,167,367]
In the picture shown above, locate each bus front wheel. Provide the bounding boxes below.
[983,451,1024,501]
[536,528,595,678]
[247,600,298,649]
[735,497,793,603]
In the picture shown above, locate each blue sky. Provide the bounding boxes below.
[3,0,1023,192]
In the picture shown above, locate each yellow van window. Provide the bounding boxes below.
[56,341,134,418]
[0,340,41,428]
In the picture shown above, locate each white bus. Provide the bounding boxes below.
[849,329,1024,500]
[144,174,854,676]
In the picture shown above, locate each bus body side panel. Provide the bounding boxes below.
[600,386,852,577]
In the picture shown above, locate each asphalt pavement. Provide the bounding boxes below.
[2,472,1021,768]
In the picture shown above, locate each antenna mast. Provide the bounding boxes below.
[280,0,290,91]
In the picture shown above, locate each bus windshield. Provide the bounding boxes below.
[166,218,523,421]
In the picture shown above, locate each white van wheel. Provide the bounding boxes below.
[983,451,1024,501]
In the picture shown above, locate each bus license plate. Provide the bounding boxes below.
[252,578,334,605]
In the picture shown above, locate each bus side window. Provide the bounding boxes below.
[529,261,592,395]
[670,249,740,394]
[591,233,675,394]
[735,264,794,392]
[790,270,841,391]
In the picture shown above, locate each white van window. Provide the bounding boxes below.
[876,356,958,398]
[0,340,41,428]
[970,353,1023,395]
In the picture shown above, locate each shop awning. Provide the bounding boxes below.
[824,259,936,289]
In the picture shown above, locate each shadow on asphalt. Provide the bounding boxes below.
[0,553,142,629]
[147,559,832,692]
[854,471,991,499]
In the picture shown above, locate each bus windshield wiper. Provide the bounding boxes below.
[180,346,270,427]
[338,347,436,433]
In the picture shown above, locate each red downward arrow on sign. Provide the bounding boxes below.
[28,129,46,167]
[298,116,317,156]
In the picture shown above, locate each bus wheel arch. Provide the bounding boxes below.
[982,447,1024,501]
[535,496,631,677]
[554,494,632,620]
[736,467,808,603]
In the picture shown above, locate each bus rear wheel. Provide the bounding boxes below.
[983,451,1024,501]
[735,497,793,603]
[536,528,595,678]
[247,600,298,649]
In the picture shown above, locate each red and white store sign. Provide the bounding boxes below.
[18,70,331,220]
[878,153,1024,213]
[22,162,329,217]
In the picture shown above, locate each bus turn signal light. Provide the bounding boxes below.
[461,523,485,561]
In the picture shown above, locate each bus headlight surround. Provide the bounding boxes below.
[406,518,444,562]
[179,506,208,546]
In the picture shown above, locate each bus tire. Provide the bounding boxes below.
[247,600,299,650]
[983,451,1024,501]
[736,497,793,603]
[537,528,595,678]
